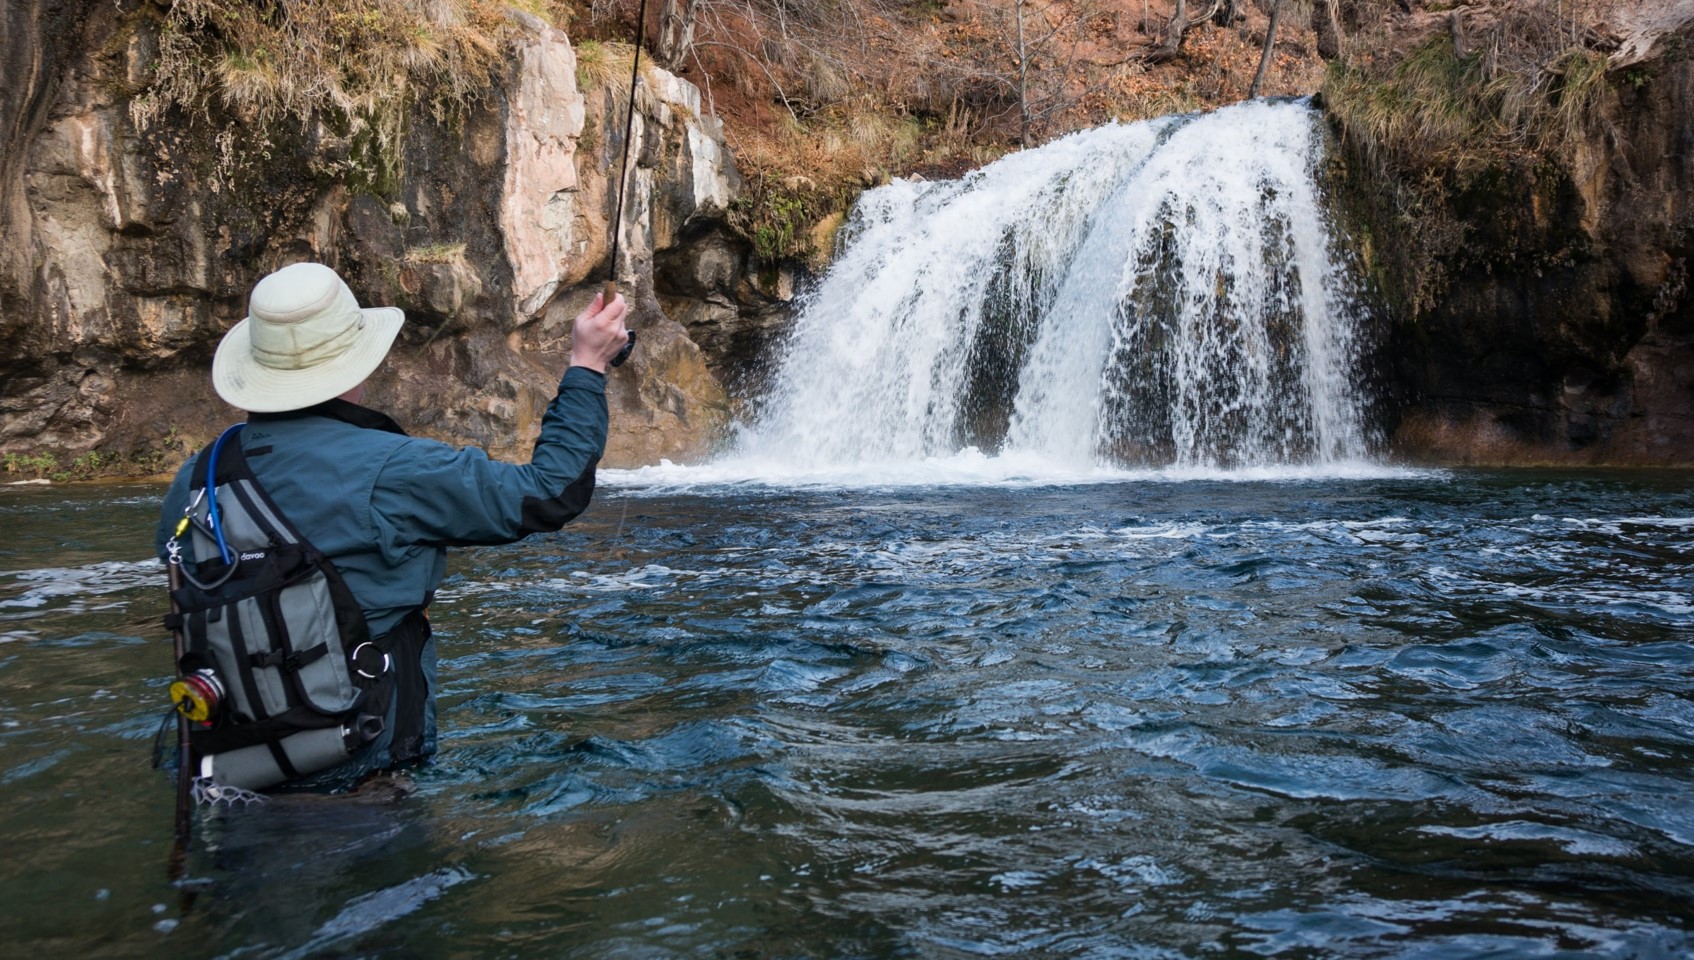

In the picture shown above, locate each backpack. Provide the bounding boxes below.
[164,424,393,792]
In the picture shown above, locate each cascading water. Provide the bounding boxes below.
[732,98,1376,478]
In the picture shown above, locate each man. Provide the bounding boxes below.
[157,261,630,790]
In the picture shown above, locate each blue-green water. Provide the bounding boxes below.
[0,471,1691,957]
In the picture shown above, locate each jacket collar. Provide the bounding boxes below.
[248,398,409,436]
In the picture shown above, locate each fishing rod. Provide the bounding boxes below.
[602,0,652,369]
[163,537,203,916]
[167,557,192,867]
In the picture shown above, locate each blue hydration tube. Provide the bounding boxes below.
[205,423,246,565]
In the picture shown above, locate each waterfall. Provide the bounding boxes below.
[723,99,1380,483]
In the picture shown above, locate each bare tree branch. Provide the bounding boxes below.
[692,39,803,121]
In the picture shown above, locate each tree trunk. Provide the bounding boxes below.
[1163,0,1190,60]
[1138,0,1192,63]
[1311,0,1342,60]
[1016,0,1031,145]
[657,0,694,66]
[1249,0,1282,98]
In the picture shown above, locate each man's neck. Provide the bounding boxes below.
[248,397,408,436]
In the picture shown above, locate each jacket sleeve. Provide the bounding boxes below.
[371,366,609,548]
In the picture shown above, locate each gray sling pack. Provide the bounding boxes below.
[165,424,392,792]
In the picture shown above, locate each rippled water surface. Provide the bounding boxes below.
[1,472,1691,958]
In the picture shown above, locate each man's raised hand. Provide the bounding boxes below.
[571,292,631,373]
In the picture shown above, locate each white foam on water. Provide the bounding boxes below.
[1113,522,1216,541]
[1558,516,1694,533]
[1241,517,1417,535]
[0,559,162,612]
[1423,560,1694,618]
[600,454,1436,495]
[1418,821,1637,858]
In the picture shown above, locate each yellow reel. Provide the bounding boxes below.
[170,671,223,723]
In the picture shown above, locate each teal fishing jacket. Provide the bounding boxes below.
[155,365,607,788]
[156,365,608,636]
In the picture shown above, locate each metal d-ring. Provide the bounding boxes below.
[350,641,391,680]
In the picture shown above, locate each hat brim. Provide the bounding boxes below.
[212,306,405,413]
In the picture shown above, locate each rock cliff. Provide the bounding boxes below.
[1327,0,1694,466]
[0,2,765,475]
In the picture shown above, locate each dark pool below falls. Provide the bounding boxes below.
[0,469,1691,958]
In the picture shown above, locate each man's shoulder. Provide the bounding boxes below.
[245,416,421,494]
[378,433,492,474]
[169,447,201,478]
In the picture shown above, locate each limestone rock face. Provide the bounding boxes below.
[502,12,589,319]
[582,56,742,287]
[0,3,763,473]
[656,232,796,394]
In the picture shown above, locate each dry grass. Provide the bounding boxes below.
[1317,0,1637,323]
[1324,36,1502,171]
[404,241,468,264]
[131,0,571,189]
[587,0,1292,146]
[1322,0,1622,173]
[574,38,628,91]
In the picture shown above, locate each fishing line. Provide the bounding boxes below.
[601,0,650,368]
[597,0,652,558]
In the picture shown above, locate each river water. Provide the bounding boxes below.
[2,469,1691,957]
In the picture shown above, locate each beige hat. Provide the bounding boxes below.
[212,262,404,413]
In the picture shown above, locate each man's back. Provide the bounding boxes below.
[158,367,608,637]
[239,406,433,637]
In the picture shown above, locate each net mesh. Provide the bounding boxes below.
[191,776,268,808]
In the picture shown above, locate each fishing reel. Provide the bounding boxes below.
[170,668,225,723]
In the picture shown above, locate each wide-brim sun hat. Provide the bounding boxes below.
[212,262,404,413]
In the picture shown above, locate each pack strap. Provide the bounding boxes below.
[204,424,246,564]
[188,427,308,549]
[223,608,271,721]
[265,740,302,781]
[383,610,432,766]
[247,642,329,672]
